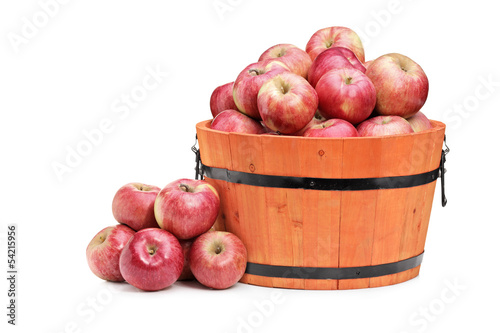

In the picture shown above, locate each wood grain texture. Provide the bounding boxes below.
[196,120,446,290]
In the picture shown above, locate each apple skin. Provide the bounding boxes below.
[303,118,359,138]
[210,82,239,118]
[363,60,373,71]
[357,115,414,137]
[189,231,247,290]
[119,228,183,291]
[233,59,290,120]
[306,26,365,63]
[111,183,161,231]
[211,109,266,134]
[315,68,376,125]
[86,224,135,282]
[177,239,195,281]
[258,44,312,79]
[307,47,365,88]
[366,53,429,118]
[290,110,325,136]
[154,179,220,240]
[257,72,318,134]
[407,111,433,132]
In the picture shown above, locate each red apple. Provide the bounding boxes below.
[407,111,433,132]
[303,118,358,137]
[211,109,266,134]
[366,53,429,118]
[363,60,373,71]
[258,44,312,79]
[307,47,365,88]
[233,59,290,120]
[315,68,376,125]
[119,228,183,291]
[111,183,161,231]
[154,179,220,240]
[357,115,414,137]
[86,224,135,282]
[290,110,325,136]
[177,239,195,281]
[306,26,365,62]
[257,72,318,134]
[189,231,247,289]
[210,82,239,118]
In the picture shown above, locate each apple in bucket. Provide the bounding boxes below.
[257,72,318,134]
[357,115,414,137]
[315,67,376,125]
[303,118,358,137]
[211,109,266,134]
[233,59,290,120]
[306,26,365,62]
[209,82,239,118]
[366,53,429,118]
[258,43,312,79]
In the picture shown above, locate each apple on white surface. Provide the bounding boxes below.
[315,67,376,125]
[303,118,359,137]
[86,224,135,282]
[366,53,429,118]
[233,59,290,120]
[119,228,183,291]
[177,239,195,281]
[111,183,161,231]
[257,72,318,134]
[407,111,433,132]
[306,26,365,62]
[307,47,365,88]
[189,231,247,289]
[154,178,220,240]
[258,43,312,79]
[210,82,239,118]
[211,109,266,134]
[357,115,414,137]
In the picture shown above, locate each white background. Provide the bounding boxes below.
[1,0,499,332]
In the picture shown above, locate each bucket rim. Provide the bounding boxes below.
[196,119,446,141]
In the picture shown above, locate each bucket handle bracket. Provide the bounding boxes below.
[439,135,449,207]
[192,134,202,180]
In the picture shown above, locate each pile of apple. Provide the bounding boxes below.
[210,26,433,137]
[86,179,247,291]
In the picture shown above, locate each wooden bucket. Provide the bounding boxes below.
[195,119,446,290]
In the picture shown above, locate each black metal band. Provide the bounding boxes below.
[201,163,439,191]
[245,252,424,280]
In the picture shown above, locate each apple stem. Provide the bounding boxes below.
[248,68,261,76]
[345,77,353,85]
[215,245,222,254]
[179,184,192,193]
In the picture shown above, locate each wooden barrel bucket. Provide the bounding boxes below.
[195,119,446,290]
